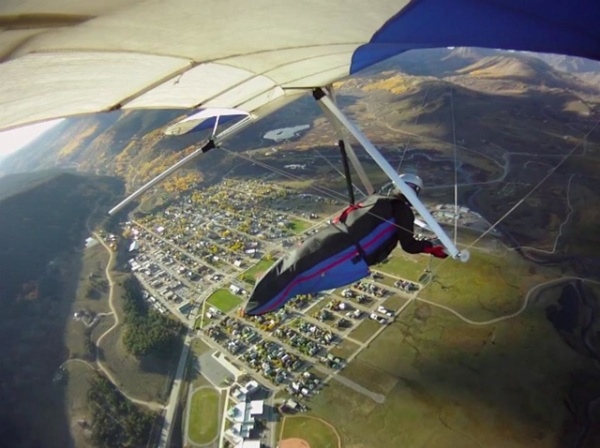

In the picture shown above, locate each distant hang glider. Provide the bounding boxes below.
[1,0,598,261]
[164,108,249,136]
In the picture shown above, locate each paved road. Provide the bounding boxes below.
[157,330,193,448]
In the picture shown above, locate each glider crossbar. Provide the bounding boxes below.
[314,88,469,262]
[107,114,255,215]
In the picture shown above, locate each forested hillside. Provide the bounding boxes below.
[0,171,123,447]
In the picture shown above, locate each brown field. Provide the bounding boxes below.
[329,338,360,360]
[62,245,115,444]
[279,438,311,448]
[348,318,381,343]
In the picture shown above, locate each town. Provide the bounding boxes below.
[93,178,493,448]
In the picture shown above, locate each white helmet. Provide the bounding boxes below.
[392,173,424,196]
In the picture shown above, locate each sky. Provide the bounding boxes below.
[0,119,65,158]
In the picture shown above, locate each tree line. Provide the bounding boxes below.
[121,277,184,357]
[87,374,155,447]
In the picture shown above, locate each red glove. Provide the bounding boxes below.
[424,245,448,258]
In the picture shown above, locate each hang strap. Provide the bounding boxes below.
[332,203,367,264]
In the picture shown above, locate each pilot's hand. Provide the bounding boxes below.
[424,245,448,258]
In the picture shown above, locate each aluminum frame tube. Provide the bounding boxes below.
[108,115,255,215]
[317,90,468,262]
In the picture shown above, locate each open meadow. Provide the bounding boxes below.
[68,249,179,405]
[97,323,176,404]
[305,246,599,447]
[241,258,276,284]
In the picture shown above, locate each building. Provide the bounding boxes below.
[232,380,259,402]
[85,237,98,248]
[226,398,265,442]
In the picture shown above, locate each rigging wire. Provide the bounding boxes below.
[314,147,366,198]
[395,85,431,172]
[449,87,459,245]
[464,118,600,251]
[426,115,600,279]
[218,146,421,237]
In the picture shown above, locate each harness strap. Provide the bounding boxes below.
[332,203,362,224]
[332,203,367,264]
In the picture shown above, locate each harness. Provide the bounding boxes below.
[332,203,367,264]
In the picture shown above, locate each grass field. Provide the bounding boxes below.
[329,338,361,360]
[306,296,331,316]
[306,275,597,447]
[280,416,340,448]
[188,387,220,445]
[188,340,214,388]
[243,258,276,281]
[191,339,212,357]
[66,244,114,356]
[417,246,557,321]
[207,289,242,313]
[348,318,381,343]
[380,295,409,311]
[98,327,175,403]
[375,250,428,282]
[289,217,313,234]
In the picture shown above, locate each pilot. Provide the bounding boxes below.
[243,173,447,316]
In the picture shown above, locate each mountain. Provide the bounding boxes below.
[358,47,498,77]
[0,170,122,299]
[0,96,327,197]
[452,54,594,91]
[363,47,600,87]
[0,109,189,176]
[524,52,600,74]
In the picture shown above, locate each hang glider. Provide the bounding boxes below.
[163,108,249,136]
[1,0,598,261]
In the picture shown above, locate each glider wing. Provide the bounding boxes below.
[0,1,598,131]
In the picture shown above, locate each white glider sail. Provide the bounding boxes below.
[1,1,598,131]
